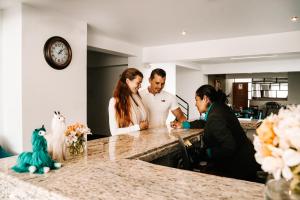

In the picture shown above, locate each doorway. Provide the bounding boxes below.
[232,82,248,110]
[87,50,128,138]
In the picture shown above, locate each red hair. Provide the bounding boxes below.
[113,68,143,127]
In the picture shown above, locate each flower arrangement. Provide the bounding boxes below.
[254,105,300,193]
[64,123,92,156]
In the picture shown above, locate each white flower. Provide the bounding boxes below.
[253,135,261,152]
[65,131,78,146]
[253,105,300,181]
[282,165,293,181]
[70,132,78,143]
[283,149,300,167]
[261,156,283,180]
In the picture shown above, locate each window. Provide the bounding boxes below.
[251,77,288,99]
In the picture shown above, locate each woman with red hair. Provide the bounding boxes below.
[108,68,148,135]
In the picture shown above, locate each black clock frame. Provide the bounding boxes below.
[43,36,72,70]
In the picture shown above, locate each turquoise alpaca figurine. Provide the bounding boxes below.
[12,125,62,174]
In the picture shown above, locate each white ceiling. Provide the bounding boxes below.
[8,0,299,47]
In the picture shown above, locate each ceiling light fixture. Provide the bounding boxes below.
[230,55,278,60]
[291,16,299,22]
[181,30,187,36]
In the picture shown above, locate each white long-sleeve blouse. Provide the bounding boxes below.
[108,94,148,136]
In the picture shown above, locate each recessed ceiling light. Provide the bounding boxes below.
[181,30,187,36]
[291,16,299,22]
[230,55,278,60]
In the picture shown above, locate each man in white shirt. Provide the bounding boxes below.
[140,68,187,128]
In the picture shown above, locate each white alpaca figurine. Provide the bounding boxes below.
[47,111,66,162]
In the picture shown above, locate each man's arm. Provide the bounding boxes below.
[171,107,187,122]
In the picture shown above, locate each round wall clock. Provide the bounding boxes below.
[43,36,72,70]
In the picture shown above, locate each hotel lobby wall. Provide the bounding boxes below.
[21,4,87,152]
[201,59,300,75]
[0,3,87,153]
[0,5,22,153]
[0,10,2,147]
[176,67,208,120]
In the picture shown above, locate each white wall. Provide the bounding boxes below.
[87,28,143,64]
[87,30,143,71]
[20,4,87,152]
[143,31,300,63]
[176,67,208,120]
[0,10,2,146]
[1,3,145,152]
[0,5,22,153]
[201,59,300,75]
[0,3,87,153]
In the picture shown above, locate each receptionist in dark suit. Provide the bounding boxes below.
[173,84,260,181]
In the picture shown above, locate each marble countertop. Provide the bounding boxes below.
[239,119,260,130]
[0,127,264,200]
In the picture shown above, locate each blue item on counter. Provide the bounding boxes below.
[0,146,13,158]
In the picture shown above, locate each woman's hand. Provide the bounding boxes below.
[170,120,182,129]
[139,120,149,130]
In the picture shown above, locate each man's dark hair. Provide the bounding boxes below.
[150,68,166,80]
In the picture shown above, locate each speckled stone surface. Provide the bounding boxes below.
[0,127,264,200]
[239,119,259,130]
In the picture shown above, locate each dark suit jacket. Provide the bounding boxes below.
[190,103,260,180]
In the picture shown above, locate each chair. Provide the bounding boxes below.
[178,137,193,170]
[264,102,281,117]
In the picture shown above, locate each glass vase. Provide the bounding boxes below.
[65,135,87,160]
[265,179,300,200]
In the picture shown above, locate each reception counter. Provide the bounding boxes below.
[0,127,264,200]
[239,119,259,130]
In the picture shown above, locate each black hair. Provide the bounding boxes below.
[150,68,166,80]
[196,84,228,104]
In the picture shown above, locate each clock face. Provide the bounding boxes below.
[50,41,69,65]
[44,36,72,70]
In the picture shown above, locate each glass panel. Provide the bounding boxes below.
[248,83,252,92]
[261,84,270,90]
[252,84,260,90]
[252,91,261,98]
[280,83,288,90]
[270,83,279,90]
[263,91,276,98]
[277,91,288,98]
